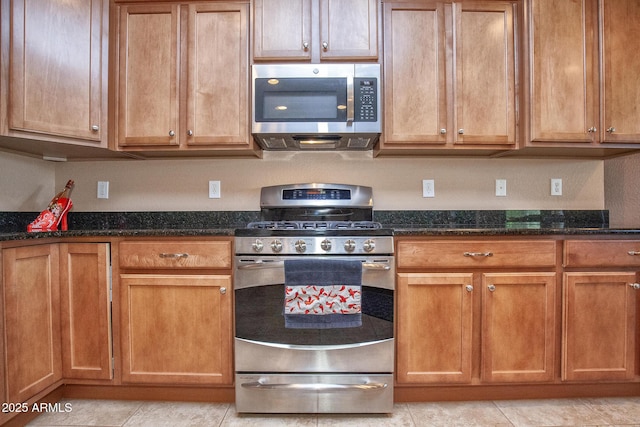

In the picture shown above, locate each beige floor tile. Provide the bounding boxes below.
[122,401,230,427]
[580,397,640,425]
[220,408,317,426]
[27,399,143,426]
[316,403,414,426]
[407,401,513,427]
[494,398,611,426]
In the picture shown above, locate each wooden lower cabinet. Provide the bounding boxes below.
[59,243,112,381]
[481,272,556,382]
[2,244,62,403]
[397,271,556,385]
[120,274,232,385]
[562,272,637,381]
[397,273,474,383]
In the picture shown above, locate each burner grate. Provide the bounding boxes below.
[246,221,382,231]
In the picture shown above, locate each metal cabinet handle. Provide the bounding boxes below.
[607,127,616,133]
[440,129,447,135]
[463,251,493,257]
[91,125,99,132]
[187,129,193,136]
[169,130,175,137]
[303,41,309,51]
[465,285,473,292]
[458,129,464,135]
[629,283,640,290]
[159,253,189,259]
[220,287,227,294]
[488,284,496,292]
[627,251,640,256]
[587,127,597,133]
[241,381,387,391]
[322,41,328,51]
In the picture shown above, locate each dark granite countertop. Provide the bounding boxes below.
[1,209,638,242]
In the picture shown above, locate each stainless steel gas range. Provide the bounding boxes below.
[234,183,394,414]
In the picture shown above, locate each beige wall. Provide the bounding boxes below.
[12,151,603,213]
[605,152,640,228]
[0,151,56,210]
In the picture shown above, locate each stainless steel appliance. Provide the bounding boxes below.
[252,64,381,150]
[234,183,394,413]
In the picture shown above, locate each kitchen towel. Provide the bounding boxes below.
[284,258,362,329]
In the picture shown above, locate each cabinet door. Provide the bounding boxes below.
[186,3,249,147]
[481,273,556,382]
[562,272,637,381]
[319,0,378,60]
[382,2,449,145]
[8,0,107,145]
[59,243,112,381]
[454,2,515,146]
[529,0,599,143]
[253,0,312,60]
[117,4,180,147]
[397,273,473,384]
[120,274,232,385]
[3,245,62,403]
[600,0,640,143]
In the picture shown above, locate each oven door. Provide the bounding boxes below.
[234,255,394,373]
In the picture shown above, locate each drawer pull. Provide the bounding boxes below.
[220,287,227,295]
[630,283,640,290]
[488,284,496,292]
[628,251,640,256]
[464,251,493,257]
[159,253,189,259]
[465,285,473,292]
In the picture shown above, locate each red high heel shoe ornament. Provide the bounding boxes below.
[27,180,74,232]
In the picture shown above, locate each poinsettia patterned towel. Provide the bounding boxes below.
[283,259,362,329]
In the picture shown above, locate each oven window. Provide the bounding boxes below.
[255,78,347,122]
[235,284,393,346]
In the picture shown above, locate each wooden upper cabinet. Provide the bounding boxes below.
[529,0,599,144]
[253,0,377,61]
[7,0,108,146]
[381,1,516,151]
[117,3,179,147]
[528,0,640,147]
[600,0,640,143]
[454,2,516,146]
[114,2,252,152]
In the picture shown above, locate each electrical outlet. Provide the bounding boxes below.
[97,181,109,199]
[209,180,221,199]
[495,179,507,197]
[422,179,435,198]
[551,178,562,196]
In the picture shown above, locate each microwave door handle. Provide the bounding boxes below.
[346,74,354,126]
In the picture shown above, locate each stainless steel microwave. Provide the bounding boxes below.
[251,64,381,150]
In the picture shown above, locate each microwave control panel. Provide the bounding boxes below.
[354,78,378,122]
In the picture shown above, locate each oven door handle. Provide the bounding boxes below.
[237,260,285,270]
[240,381,388,391]
[238,260,391,271]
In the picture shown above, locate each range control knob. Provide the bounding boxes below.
[344,239,356,253]
[270,240,283,253]
[252,239,264,252]
[320,239,332,252]
[294,239,307,253]
[363,239,376,253]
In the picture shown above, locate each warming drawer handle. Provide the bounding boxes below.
[463,251,493,257]
[159,253,189,259]
[240,381,388,391]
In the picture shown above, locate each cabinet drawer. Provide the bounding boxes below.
[397,240,557,269]
[119,240,231,269]
[564,240,640,268]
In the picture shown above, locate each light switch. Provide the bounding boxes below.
[209,181,221,199]
[422,180,435,198]
[97,181,109,199]
[495,179,507,197]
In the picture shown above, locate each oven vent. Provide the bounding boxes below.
[347,137,372,149]
[260,137,288,149]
